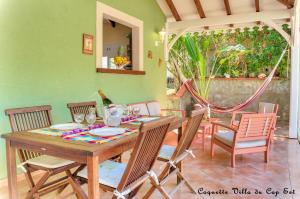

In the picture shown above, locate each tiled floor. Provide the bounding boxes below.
[0,130,299,199]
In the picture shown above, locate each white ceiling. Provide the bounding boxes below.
[156,0,292,32]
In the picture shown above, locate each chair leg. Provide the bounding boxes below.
[24,170,35,190]
[142,184,156,199]
[67,176,88,199]
[176,171,197,194]
[143,166,171,199]
[25,172,51,199]
[149,179,172,199]
[202,129,205,151]
[211,141,215,158]
[57,170,72,194]
[231,153,236,168]
[264,150,269,163]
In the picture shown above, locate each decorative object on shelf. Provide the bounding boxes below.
[113,56,130,69]
[82,33,93,55]
[148,50,153,59]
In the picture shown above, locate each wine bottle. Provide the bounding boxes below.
[98,89,113,107]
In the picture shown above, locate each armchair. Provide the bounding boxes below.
[211,113,276,167]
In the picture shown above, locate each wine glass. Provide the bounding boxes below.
[132,107,140,116]
[74,113,85,128]
[86,108,96,127]
[127,106,133,116]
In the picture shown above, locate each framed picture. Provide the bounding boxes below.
[82,34,93,55]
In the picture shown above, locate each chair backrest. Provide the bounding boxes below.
[258,102,279,114]
[67,101,99,122]
[170,108,206,161]
[127,102,150,116]
[116,116,174,194]
[146,101,161,116]
[5,105,53,161]
[237,113,276,141]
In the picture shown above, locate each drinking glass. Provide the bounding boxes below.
[127,106,133,116]
[86,108,96,126]
[74,113,85,127]
[132,107,140,116]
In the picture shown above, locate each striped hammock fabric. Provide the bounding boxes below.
[178,45,288,114]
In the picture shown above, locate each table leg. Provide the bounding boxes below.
[202,127,207,151]
[6,139,17,199]
[177,126,183,184]
[87,156,100,199]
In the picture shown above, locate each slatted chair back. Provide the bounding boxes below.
[67,101,99,122]
[258,102,279,114]
[116,116,174,194]
[170,108,206,161]
[5,105,53,161]
[236,113,276,141]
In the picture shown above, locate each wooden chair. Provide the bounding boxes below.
[143,108,206,199]
[67,101,99,122]
[211,113,276,167]
[231,102,279,141]
[127,100,185,118]
[68,116,175,199]
[5,105,82,198]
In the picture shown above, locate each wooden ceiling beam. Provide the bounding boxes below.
[223,0,233,27]
[277,0,294,8]
[193,0,209,29]
[168,10,291,33]
[255,0,260,24]
[255,0,260,12]
[165,0,181,21]
[194,0,206,18]
[224,0,232,15]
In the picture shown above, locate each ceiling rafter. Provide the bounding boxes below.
[194,0,206,18]
[224,0,232,15]
[193,0,209,29]
[223,0,233,27]
[255,0,261,25]
[167,10,291,33]
[255,0,260,12]
[277,0,294,8]
[165,0,181,21]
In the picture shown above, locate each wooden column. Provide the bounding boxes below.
[290,0,300,139]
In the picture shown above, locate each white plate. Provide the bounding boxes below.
[136,117,160,123]
[50,123,81,131]
[89,127,126,137]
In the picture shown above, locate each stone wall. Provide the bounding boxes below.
[169,79,290,122]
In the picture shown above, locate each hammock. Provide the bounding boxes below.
[178,45,288,114]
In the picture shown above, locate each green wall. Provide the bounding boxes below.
[0,0,166,179]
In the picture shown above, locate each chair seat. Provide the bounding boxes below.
[26,155,75,169]
[158,145,176,160]
[215,131,266,149]
[78,160,127,188]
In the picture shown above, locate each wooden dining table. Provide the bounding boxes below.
[2,116,184,199]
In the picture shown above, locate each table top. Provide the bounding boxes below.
[2,116,183,160]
